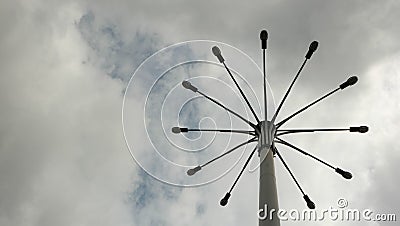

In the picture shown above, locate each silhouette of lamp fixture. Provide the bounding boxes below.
[172,30,368,209]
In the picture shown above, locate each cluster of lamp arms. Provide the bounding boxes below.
[171,30,368,209]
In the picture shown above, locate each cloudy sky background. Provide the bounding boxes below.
[1,0,399,225]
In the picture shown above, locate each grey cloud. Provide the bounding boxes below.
[130,170,181,211]
[0,2,135,226]
[1,0,400,226]
[77,11,162,83]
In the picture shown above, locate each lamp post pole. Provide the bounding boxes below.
[259,147,280,226]
[258,120,280,226]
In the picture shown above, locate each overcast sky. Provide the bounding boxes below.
[1,0,399,226]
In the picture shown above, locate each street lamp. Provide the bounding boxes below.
[172,30,368,226]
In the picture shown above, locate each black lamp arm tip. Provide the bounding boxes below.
[220,192,231,206]
[303,195,316,209]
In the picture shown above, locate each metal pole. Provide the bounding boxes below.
[259,147,280,226]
